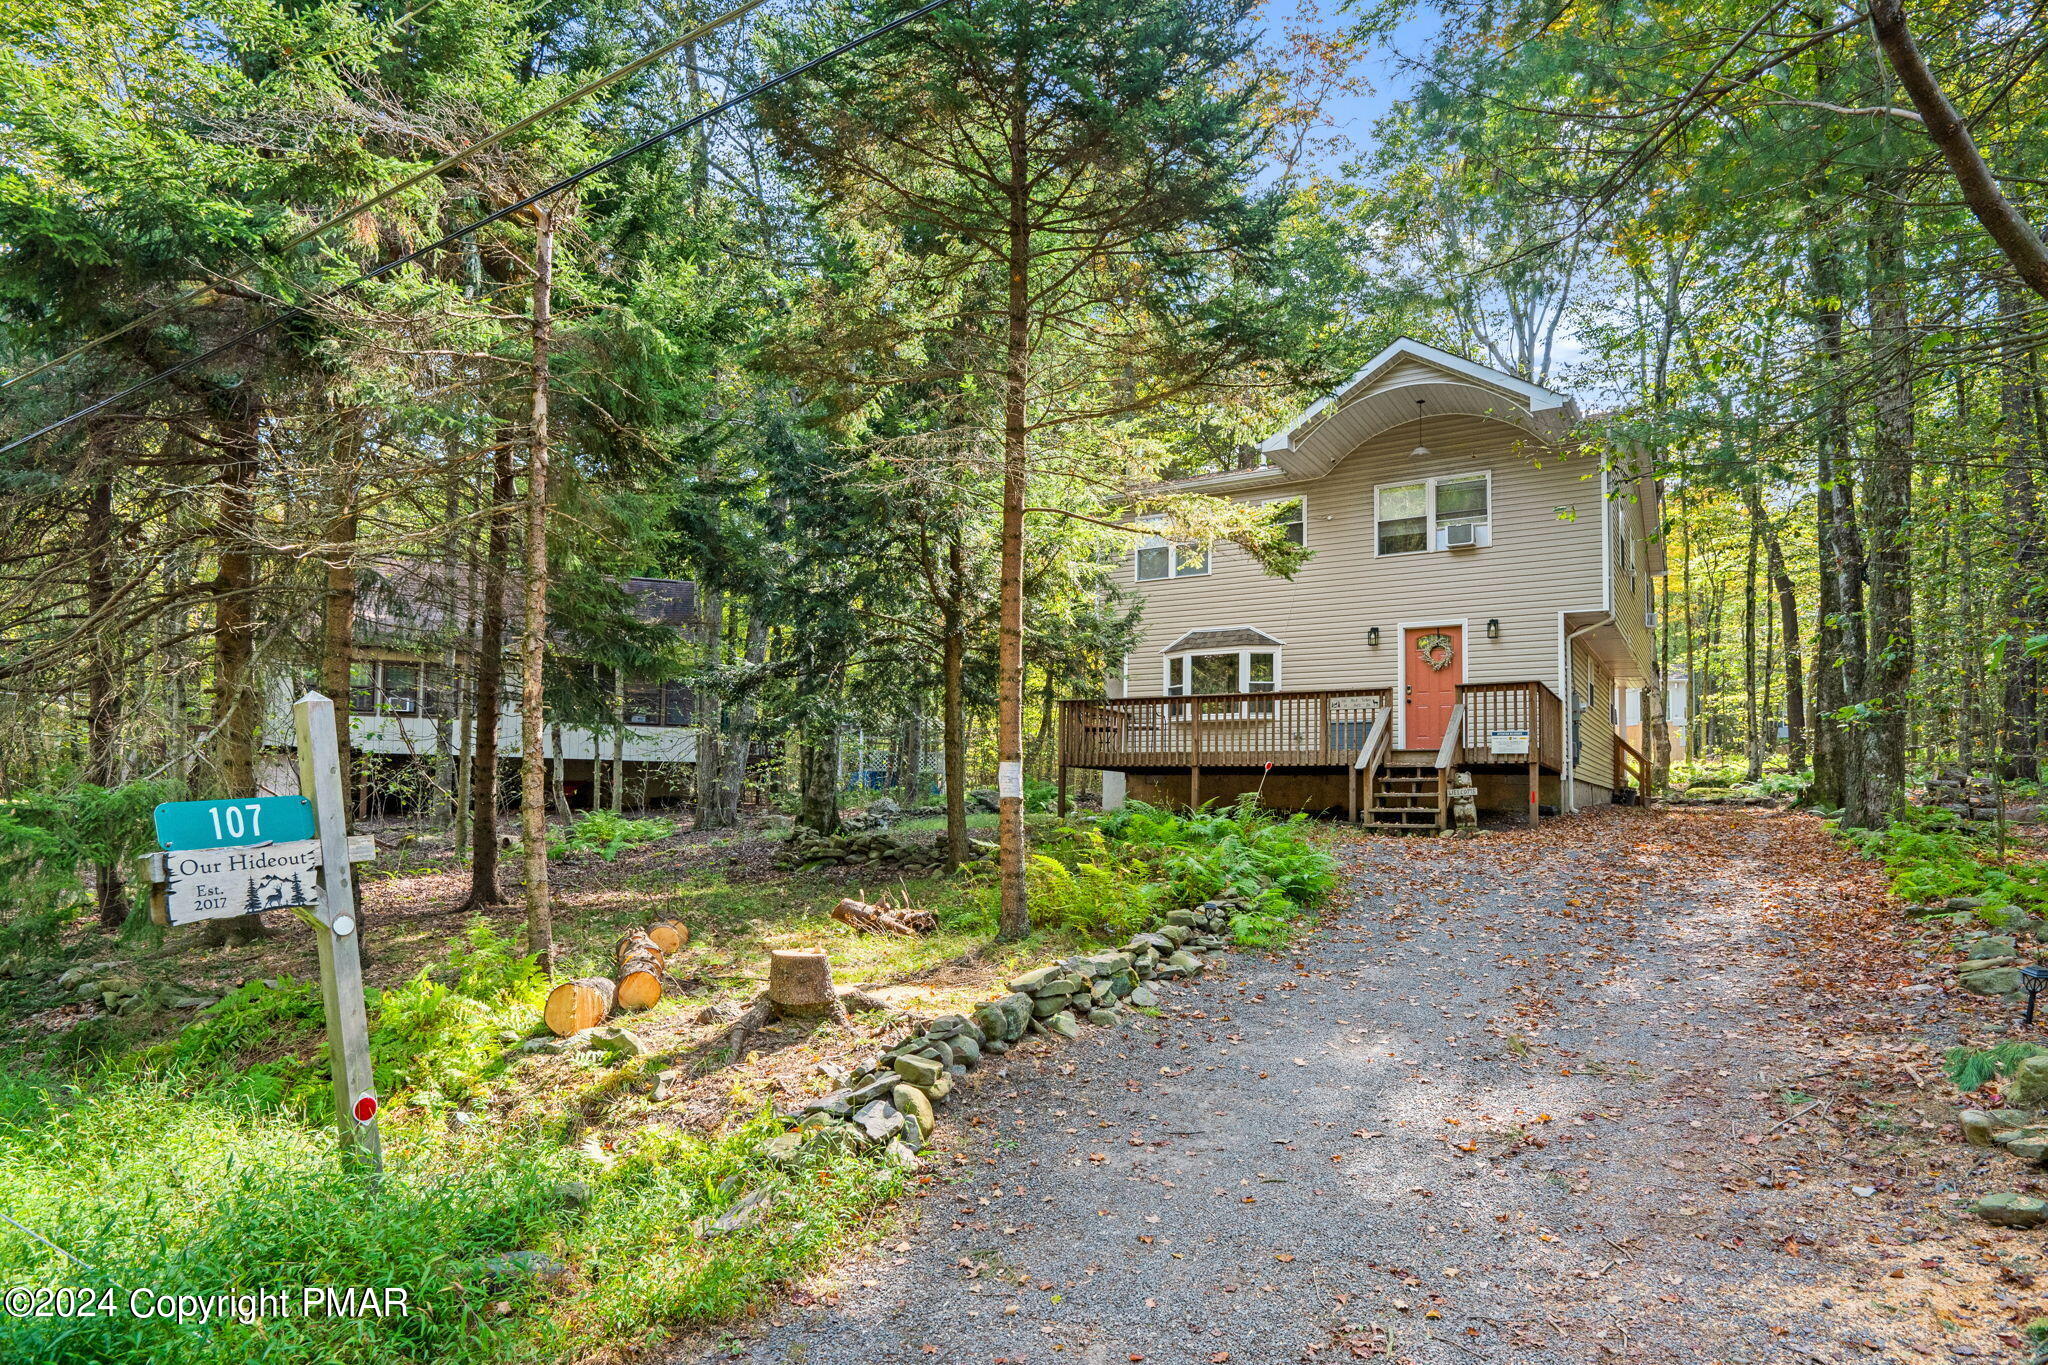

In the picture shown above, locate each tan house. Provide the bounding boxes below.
[1057,339,1662,829]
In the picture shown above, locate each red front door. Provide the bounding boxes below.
[1404,626,1463,749]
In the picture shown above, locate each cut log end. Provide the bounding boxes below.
[544,977,615,1036]
[647,920,689,954]
[616,969,663,1012]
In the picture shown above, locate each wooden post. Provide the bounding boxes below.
[1189,702,1203,811]
[293,692,384,1173]
[1056,763,1069,817]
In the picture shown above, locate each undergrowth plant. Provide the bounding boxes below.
[1944,1042,2048,1092]
[1839,807,2048,924]
[551,810,673,861]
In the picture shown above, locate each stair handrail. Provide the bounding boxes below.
[1353,708,1392,824]
[1433,704,1464,828]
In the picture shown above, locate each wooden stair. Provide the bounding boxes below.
[1363,761,1446,832]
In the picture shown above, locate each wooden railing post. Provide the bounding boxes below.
[1190,700,1203,811]
[1526,683,1540,827]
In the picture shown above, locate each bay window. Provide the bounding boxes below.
[1165,645,1280,716]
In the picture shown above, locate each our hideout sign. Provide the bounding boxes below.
[152,797,321,925]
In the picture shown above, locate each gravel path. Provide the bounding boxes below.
[695,809,2029,1364]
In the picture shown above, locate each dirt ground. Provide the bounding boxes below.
[687,808,2045,1364]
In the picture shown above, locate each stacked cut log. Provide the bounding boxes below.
[540,920,686,1036]
[543,977,616,1036]
[613,930,667,1011]
[831,897,938,937]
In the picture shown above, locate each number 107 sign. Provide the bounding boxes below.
[150,797,323,925]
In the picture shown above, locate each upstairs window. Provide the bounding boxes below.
[1375,473,1492,555]
[1135,518,1209,581]
[1261,495,1306,547]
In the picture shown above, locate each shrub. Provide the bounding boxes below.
[1943,1042,2048,1092]
[551,810,673,861]
[0,780,170,950]
[1024,853,1158,942]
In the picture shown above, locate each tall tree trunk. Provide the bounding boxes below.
[610,669,626,812]
[1742,518,1761,781]
[84,437,125,928]
[520,209,557,967]
[1999,277,2045,779]
[210,390,260,798]
[798,715,840,835]
[995,70,1032,941]
[1850,182,1915,828]
[722,608,768,817]
[1808,228,1865,810]
[1738,479,1807,773]
[464,427,514,910]
[942,529,970,869]
[318,454,358,819]
[694,587,731,830]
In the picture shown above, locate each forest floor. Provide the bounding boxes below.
[680,808,2047,1365]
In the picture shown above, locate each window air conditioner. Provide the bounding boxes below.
[1441,522,1478,549]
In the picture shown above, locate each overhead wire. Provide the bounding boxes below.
[0,0,952,459]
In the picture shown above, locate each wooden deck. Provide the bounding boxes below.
[1057,681,1568,829]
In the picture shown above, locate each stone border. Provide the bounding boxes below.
[756,898,1243,1170]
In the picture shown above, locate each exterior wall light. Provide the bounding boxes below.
[1486,618,1501,640]
[1367,627,1381,647]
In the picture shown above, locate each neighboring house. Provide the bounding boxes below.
[258,560,700,804]
[1057,339,1662,830]
[1623,670,1688,764]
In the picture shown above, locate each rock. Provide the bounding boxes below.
[758,1133,804,1164]
[517,1034,575,1056]
[868,796,903,819]
[926,1072,954,1102]
[708,1189,774,1235]
[1009,965,1068,993]
[694,1001,743,1026]
[481,1250,572,1283]
[851,1100,905,1143]
[900,1113,924,1147]
[892,1054,943,1088]
[554,1180,593,1210]
[892,1083,935,1136]
[967,787,1000,813]
[584,1026,648,1061]
[166,995,217,1010]
[949,1035,981,1067]
[1972,1192,2048,1228]
[1959,967,2022,998]
[1087,1008,1119,1027]
[2009,1056,2048,1110]
[1961,1110,1998,1146]
[801,1094,855,1120]
[849,1074,899,1106]
[1126,933,1175,954]
[1032,994,1074,1019]
[1127,985,1160,1008]
[1043,1011,1080,1040]
[883,1137,926,1172]
[928,1013,983,1043]
[1995,1125,2048,1162]
[1962,935,2019,962]
[1164,949,1201,974]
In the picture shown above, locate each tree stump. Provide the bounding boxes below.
[544,977,615,1036]
[767,949,847,1022]
[614,931,666,1011]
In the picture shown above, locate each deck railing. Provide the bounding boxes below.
[1614,733,1649,798]
[1453,681,1564,771]
[1058,687,1392,770]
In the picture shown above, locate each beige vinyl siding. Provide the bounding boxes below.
[1606,477,1657,679]
[1126,414,1605,700]
[1568,641,1617,790]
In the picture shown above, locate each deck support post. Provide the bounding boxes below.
[1527,759,1539,827]
[1347,765,1358,824]
[1056,764,1069,817]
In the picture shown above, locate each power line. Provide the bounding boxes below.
[0,0,951,459]
[0,0,773,395]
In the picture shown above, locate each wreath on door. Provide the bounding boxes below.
[1415,632,1457,671]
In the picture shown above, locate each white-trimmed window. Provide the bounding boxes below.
[1135,518,1209,581]
[1374,473,1492,555]
[1164,637,1280,716]
[1260,495,1306,547]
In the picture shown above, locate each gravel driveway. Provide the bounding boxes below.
[691,809,2027,1364]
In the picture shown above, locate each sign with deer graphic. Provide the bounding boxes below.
[160,840,323,925]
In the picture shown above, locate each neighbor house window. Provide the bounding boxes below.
[623,680,694,727]
[1135,518,1210,581]
[348,660,437,716]
[1261,495,1306,547]
[1375,473,1491,555]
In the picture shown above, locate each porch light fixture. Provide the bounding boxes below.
[1367,627,1381,647]
[2022,964,2048,1028]
[1486,618,1500,640]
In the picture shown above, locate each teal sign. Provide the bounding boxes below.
[154,797,316,852]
